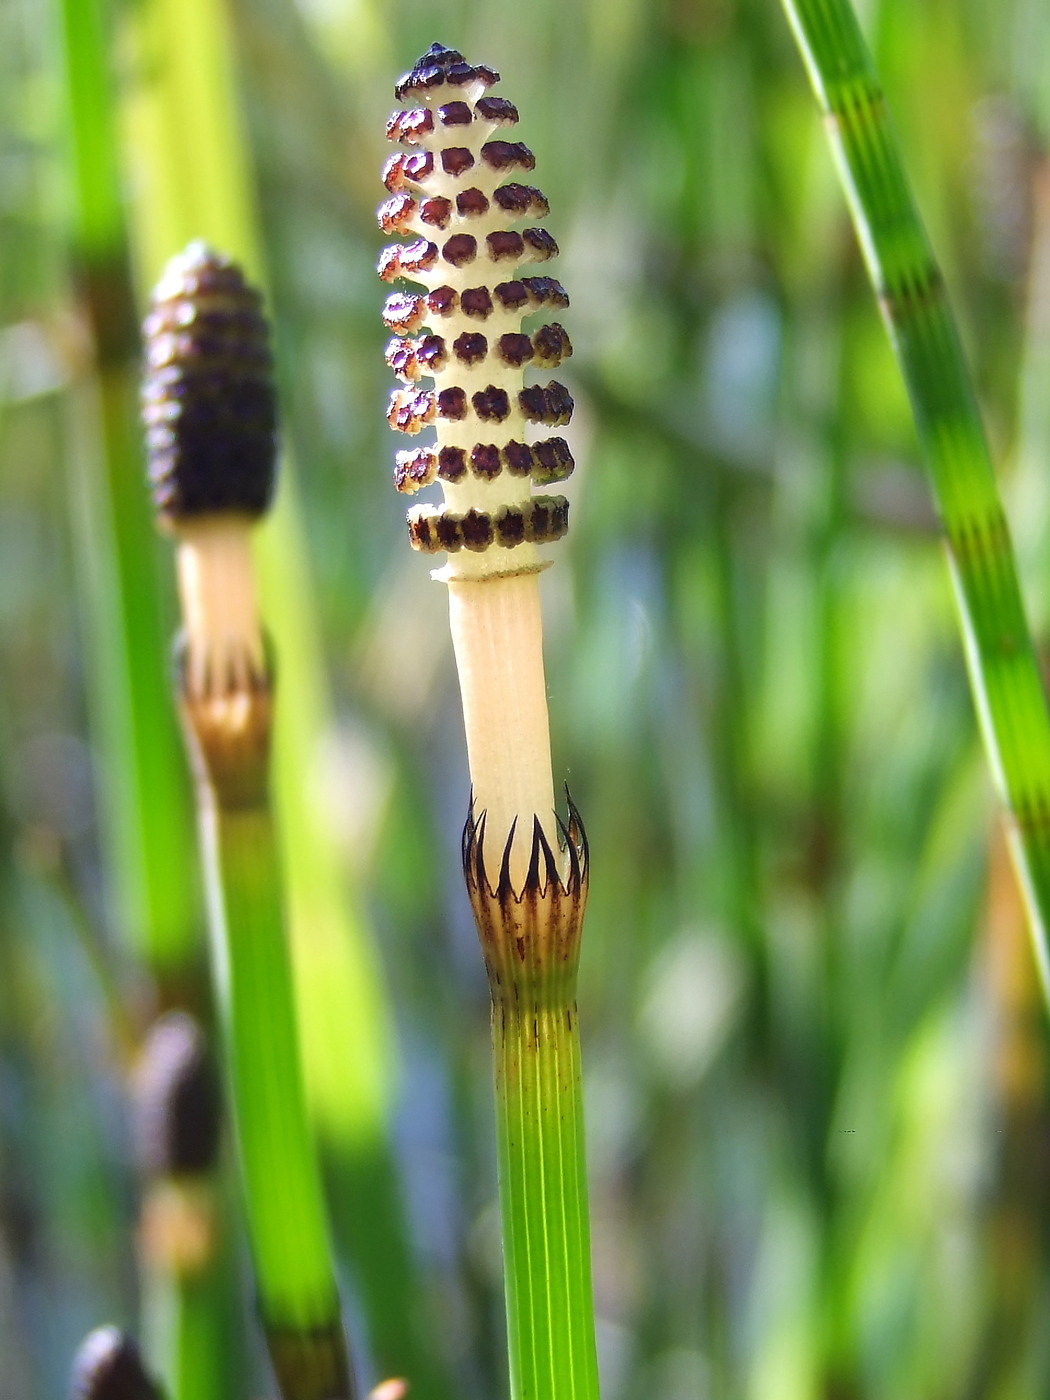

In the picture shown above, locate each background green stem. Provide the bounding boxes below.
[779,0,1050,997]
[493,990,600,1400]
[198,786,352,1397]
[56,0,200,992]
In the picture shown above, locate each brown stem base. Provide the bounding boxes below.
[265,1319,356,1400]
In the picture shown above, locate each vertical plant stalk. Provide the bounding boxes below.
[113,10,434,1385]
[379,46,598,1400]
[780,0,1050,996]
[55,0,200,990]
[464,806,598,1400]
[145,245,354,1400]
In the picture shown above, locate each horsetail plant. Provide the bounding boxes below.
[143,243,355,1400]
[780,0,1050,999]
[132,1014,225,1400]
[380,45,599,1400]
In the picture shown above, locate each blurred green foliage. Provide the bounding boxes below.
[3,0,1050,1396]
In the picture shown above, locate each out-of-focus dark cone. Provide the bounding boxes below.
[142,241,277,523]
[70,1327,163,1400]
[132,1011,221,1179]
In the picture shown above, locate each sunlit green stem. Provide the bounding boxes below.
[494,991,599,1400]
[56,0,200,988]
[780,0,1050,998]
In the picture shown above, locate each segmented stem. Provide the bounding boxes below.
[464,803,599,1400]
[781,0,1050,994]
[495,999,598,1400]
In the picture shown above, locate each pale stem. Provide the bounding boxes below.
[447,572,556,889]
[176,516,264,698]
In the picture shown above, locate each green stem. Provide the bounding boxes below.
[56,0,200,987]
[494,995,599,1400]
[198,786,353,1400]
[144,1253,232,1400]
[466,810,600,1400]
[779,0,1050,996]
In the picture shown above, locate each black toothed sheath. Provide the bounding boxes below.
[144,242,355,1400]
[380,46,599,1400]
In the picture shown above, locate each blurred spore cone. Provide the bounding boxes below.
[70,1327,163,1400]
[141,242,277,523]
[133,1011,221,1178]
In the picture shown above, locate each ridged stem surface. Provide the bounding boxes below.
[494,992,598,1400]
[780,0,1050,994]
[465,807,599,1400]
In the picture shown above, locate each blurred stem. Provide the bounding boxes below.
[55,0,200,990]
[143,1250,232,1400]
[781,0,1050,1001]
[190,707,353,1400]
[114,0,442,1387]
